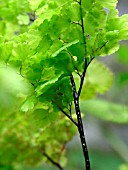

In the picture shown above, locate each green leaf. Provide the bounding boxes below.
[80,59,113,99]
[30,108,50,128]
[17,14,30,25]
[97,0,118,9]
[0,41,13,63]
[28,29,41,49]
[83,2,106,35]
[48,109,60,122]
[21,95,37,112]
[81,99,128,123]
[36,73,62,97]
[95,30,120,56]
[51,40,79,57]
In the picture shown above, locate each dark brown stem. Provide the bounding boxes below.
[78,57,94,97]
[100,41,108,49]
[70,74,90,170]
[78,58,87,97]
[58,106,78,127]
[43,152,64,170]
[79,0,86,48]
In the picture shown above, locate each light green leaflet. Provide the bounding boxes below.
[51,40,79,57]
[35,73,62,97]
[80,59,114,99]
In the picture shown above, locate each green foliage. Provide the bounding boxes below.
[80,59,113,99]
[119,165,128,170]
[0,0,128,169]
[0,0,31,39]
[117,45,128,85]
[81,99,128,123]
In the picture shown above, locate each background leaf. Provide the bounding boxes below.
[81,99,128,123]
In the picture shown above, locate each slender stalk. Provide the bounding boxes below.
[52,99,78,126]
[79,0,86,47]
[43,152,64,170]
[78,57,94,97]
[58,106,78,127]
[78,58,87,97]
[70,74,90,170]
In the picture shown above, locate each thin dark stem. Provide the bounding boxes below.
[76,0,93,98]
[78,57,95,97]
[69,102,72,117]
[70,74,90,170]
[78,58,87,97]
[43,152,64,170]
[75,0,80,4]
[100,41,108,49]
[72,21,82,26]
[52,99,78,126]
[58,106,78,127]
[79,0,86,48]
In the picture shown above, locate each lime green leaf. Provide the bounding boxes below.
[97,0,118,9]
[28,29,41,49]
[51,40,79,57]
[0,41,13,63]
[36,73,62,97]
[80,60,113,99]
[21,95,37,112]
[83,3,106,35]
[48,110,60,122]
[30,109,50,128]
[63,2,80,21]
[28,0,41,10]
[107,9,118,20]
[17,14,30,25]
[82,0,94,11]
[96,30,120,56]
[12,42,30,61]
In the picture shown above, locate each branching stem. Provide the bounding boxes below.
[78,58,87,97]
[57,105,78,127]
[78,57,94,97]
[43,152,64,170]
[70,74,90,170]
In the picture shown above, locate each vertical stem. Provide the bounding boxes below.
[78,58,87,97]
[70,74,90,170]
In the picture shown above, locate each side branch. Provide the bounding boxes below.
[58,106,78,127]
[78,58,87,97]
[78,57,94,97]
[43,152,64,170]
